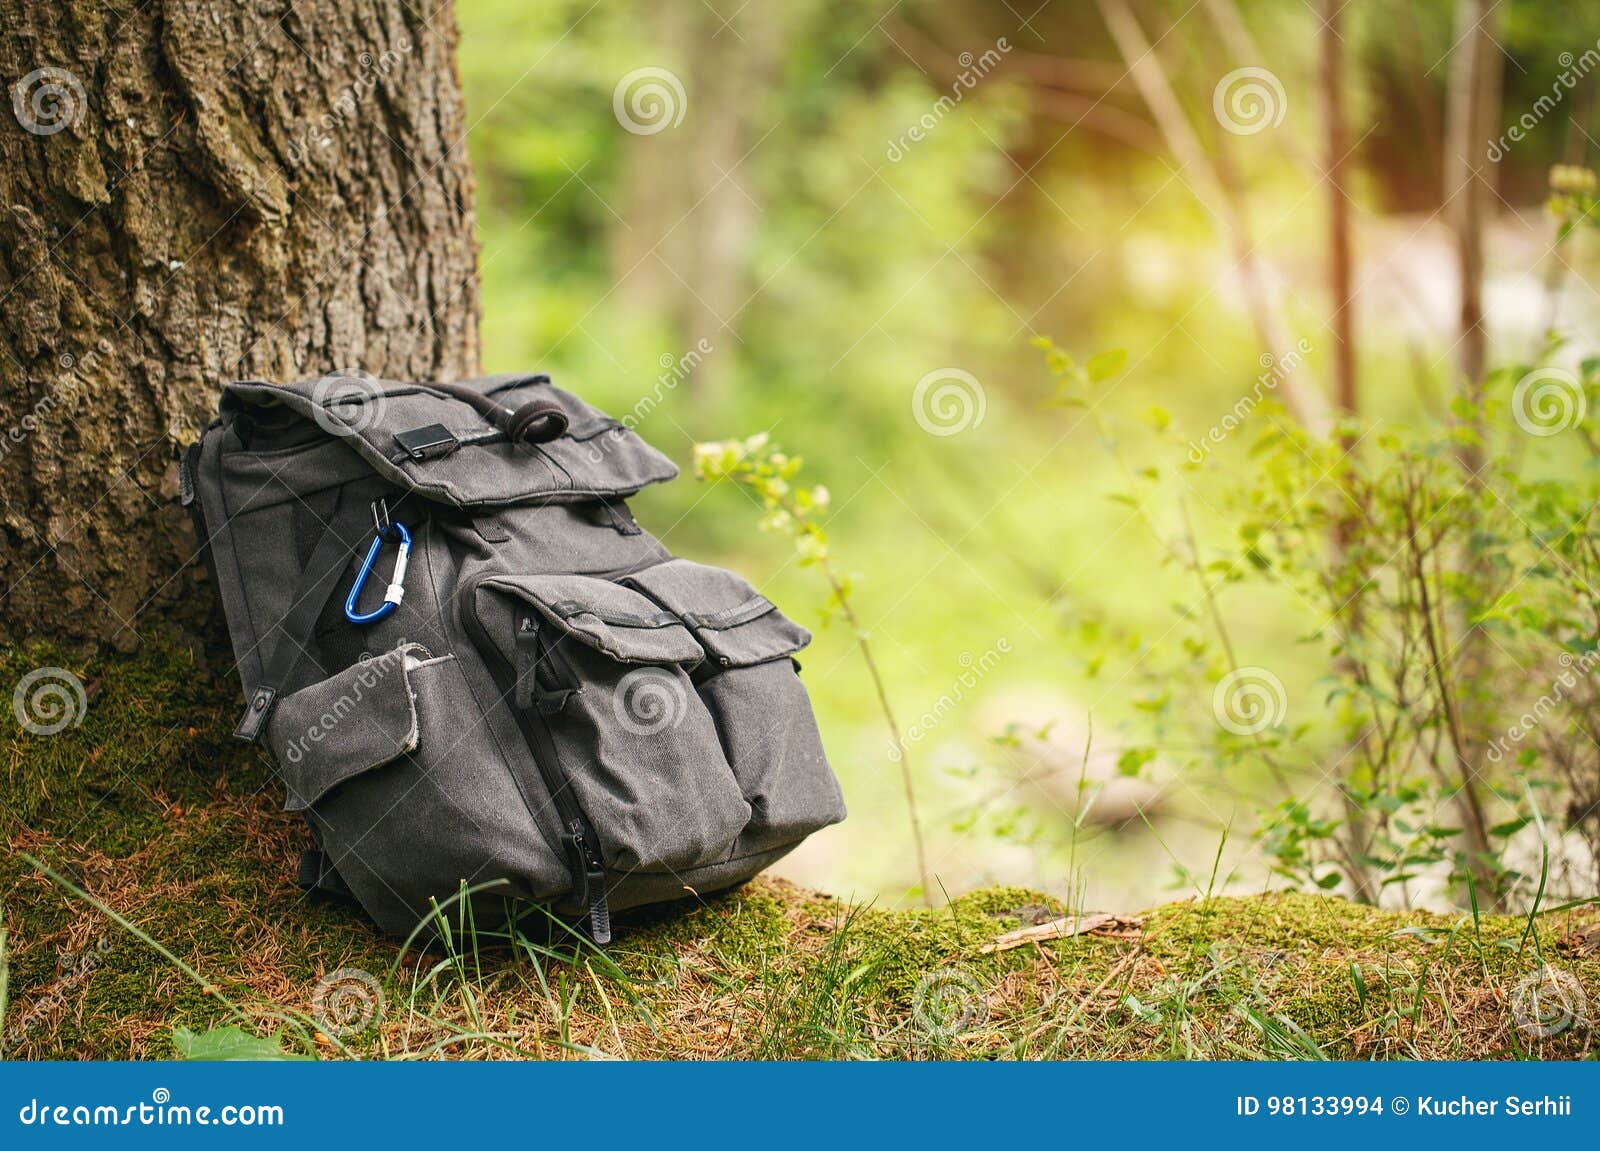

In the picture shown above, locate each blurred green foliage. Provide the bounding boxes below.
[456,0,1600,910]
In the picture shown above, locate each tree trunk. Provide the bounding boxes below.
[0,0,480,651]
[1441,0,1504,904]
[1321,0,1356,431]
[1444,0,1501,417]
[1317,0,1378,906]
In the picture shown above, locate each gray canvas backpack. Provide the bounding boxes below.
[180,371,845,942]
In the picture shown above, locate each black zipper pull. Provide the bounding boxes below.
[513,611,539,709]
[587,892,612,946]
[563,819,611,945]
[577,831,610,945]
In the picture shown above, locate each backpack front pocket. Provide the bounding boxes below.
[263,643,566,933]
[619,560,846,854]
[463,573,751,875]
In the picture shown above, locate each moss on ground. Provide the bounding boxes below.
[3,643,1597,1060]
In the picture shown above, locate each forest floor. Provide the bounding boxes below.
[3,643,1598,1061]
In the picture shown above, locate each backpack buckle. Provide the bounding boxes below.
[392,423,460,462]
[344,505,411,625]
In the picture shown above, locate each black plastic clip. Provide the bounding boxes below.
[392,423,460,463]
[233,685,278,743]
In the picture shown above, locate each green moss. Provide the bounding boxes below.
[4,645,1598,1060]
[2,640,263,839]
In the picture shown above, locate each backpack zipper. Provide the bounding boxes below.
[565,818,610,945]
[460,574,611,944]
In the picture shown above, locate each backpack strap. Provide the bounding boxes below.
[233,491,372,742]
[179,438,224,620]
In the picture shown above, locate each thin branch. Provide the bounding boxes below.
[1094,0,1331,433]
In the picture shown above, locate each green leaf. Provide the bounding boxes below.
[1117,747,1157,776]
[1086,349,1128,382]
[1489,815,1533,839]
[1447,394,1481,423]
[1123,994,1161,1023]
[172,1025,311,1062]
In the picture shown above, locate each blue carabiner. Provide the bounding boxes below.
[344,521,411,625]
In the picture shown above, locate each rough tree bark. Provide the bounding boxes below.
[0,0,480,651]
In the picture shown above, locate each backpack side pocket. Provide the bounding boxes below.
[463,573,752,875]
[620,560,846,855]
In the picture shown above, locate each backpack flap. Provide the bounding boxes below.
[467,573,705,667]
[619,559,812,668]
[265,644,424,811]
[220,373,677,508]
